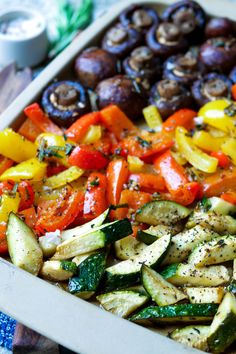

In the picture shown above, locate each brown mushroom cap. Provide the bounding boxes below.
[75,48,117,89]
[132,9,153,28]
[157,79,182,99]
[96,75,147,120]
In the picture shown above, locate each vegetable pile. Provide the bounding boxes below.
[1,1,236,353]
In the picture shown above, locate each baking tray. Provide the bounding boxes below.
[0,1,236,353]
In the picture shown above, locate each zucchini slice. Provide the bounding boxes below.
[7,213,43,276]
[72,252,95,266]
[52,218,132,260]
[207,292,236,354]
[68,252,106,299]
[129,303,218,324]
[97,290,149,318]
[104,234,171,291]
[161,263,230,287]
[40,260,77,281]
[188,235,236,267]
[184,287,225,304]
[61,207,110,241]
[186,211,236,234]
[114,235,147,260]
[162,225,218,266]
[170,325,210,351]
[137,224,180,245]
[208,197,236,215]
[141,265,187,306]
[136,201,191,226]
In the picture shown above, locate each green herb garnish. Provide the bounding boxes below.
[136,136,151,148]
[224,103,236,117]
[49,0,93,58]
[90,177,100,187]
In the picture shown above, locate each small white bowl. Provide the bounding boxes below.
[0,8,49,68]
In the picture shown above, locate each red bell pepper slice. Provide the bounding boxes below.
[0,180,34,211]
[107,159,129,206]
[116,190,152,219]
[18,118,42,142]
[83,173,108,220]
[154,150,201,205]
[0,156,14,176]
[24,103,62,135]
[120,132,174,159]
[203,168,236,197]
[221,192,236,205]
[210,151,231,169]
[128,173,166,194]
[68,145,109,170]
[162,109,196,132]
[65,112,102,142]
[100,105,138,140]
[232,84,236,101]
[0,222,7,254]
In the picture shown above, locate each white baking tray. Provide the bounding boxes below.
[0,1,236,353]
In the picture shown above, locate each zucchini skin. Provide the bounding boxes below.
[103,218,132,244]
[97,290,149,318]
[188,235,236,267]
[136,201,191,226]
[207,292,236,354]
[104,235,171,291]
[129,304,218,324]
[68,252,106,297]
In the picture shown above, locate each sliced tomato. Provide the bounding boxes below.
[18,181,34,211]
[19,207,37,229]
[0,222,7,254]
[36,187,83,233]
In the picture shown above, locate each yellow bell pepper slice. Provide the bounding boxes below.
[0,158,47,182]
[221,138,236,165]
[0,192,20,222]
[176,127,218,173]
[199,100,236,135]
[171,151,187,166]
[127,155,144,172]
[192,131,227,152]
[0,128,37,162]
[143,105,163,129]
[82,125,102,144]
[36,133,75,167]
[43,166,84,189]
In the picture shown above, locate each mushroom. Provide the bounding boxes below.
[200,37,236,73]
[96,75,147,120]
[163,49,205,86]
[205,17,236,38]
[102,23,142,58]
[149,79,193,119]
[41,81,90,128]
[229,66,236,84]
[119,4,159,34]
[123,46,161,89]
[146,22,188,58]
[162,0,206,43]
[191,73,233,106]
[74,48,117,90]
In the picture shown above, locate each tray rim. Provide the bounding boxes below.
[0,1,236,353]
